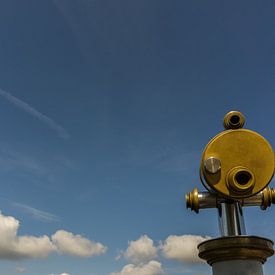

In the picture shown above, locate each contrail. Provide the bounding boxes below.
[12,202,60,222]
[0,89,70,139]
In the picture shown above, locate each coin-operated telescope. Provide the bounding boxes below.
[186,111,275,275]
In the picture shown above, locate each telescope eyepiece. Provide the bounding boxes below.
[227,167,255,195]
[223,111,245,129]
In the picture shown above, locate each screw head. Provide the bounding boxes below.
[204,157,221,174]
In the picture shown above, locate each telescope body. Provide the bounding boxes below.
[185,111,275,275]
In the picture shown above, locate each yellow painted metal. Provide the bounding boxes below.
[186,187,199,213]
[261,187,275,210]
[200,129,274,198]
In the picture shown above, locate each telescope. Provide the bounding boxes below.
[185,111,275,275]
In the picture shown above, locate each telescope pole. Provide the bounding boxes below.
[218,201,246,236]
[185,111,275,275]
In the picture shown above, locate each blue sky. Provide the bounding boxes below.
[0,1,275,274]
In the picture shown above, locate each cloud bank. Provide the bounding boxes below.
[52,230,107,257]
[0,212,106,259]
[0,88,69,139]
[160,235,211,263]
[110,261,164,275]
[0,212,55,259]
[112,234,210,274]
[124,235,158,264]
[112,235,162,275]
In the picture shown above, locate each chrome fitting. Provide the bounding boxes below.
[185,187,275,213]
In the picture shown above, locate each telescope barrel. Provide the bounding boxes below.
[186,187,275,213]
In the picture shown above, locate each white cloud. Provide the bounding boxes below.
[112,236,161,275]
[115,250,124,261]
[0,211,107,260]
[124,235,157,264]
[112,234,211,275]
[160,235,211,263]
[0,88,69,139]
[110,260,164,275]
[0,212,55,259]
[49,273,71,275]
[52,230,107,257]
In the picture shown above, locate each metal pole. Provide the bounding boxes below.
[212,260,263,275]
[218,202,246,236]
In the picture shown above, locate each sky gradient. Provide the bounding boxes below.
[0,1,275,274]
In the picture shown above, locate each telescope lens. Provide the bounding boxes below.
[235,171,252,185]
[230,115,240,125]
[227,167,255,195]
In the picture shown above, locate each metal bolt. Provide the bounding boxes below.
[204,157,221,174]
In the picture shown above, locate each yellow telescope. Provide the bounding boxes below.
[185,111,275,275]
[186,111,275,213]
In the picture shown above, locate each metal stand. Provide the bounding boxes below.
[198,236,274,275]
[212,260,263,275]
[198,203,274,275]
[185,111,275,275]
[218,202,246,236]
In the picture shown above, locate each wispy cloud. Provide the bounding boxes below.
[0,88,69,139]
[12,202,60,222]
[15,267,26,273]
[154,150,201,174]
[0,147,46,175]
